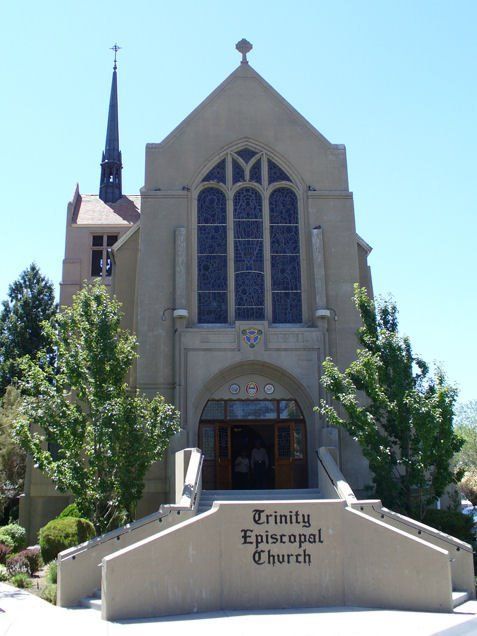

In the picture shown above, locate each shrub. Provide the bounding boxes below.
[0,564,8,582]
[39,517,96,563]
[6,553,29,577]
[10,572,31,589]
[0,542,12,564]
[41,583,57,604]
[460,470,477,507]
[57,503,81,519]
[423,509,475,544]
[0,533,14,551]
[17,547,42,576]
[47,561,57,584]
[0,523,27,552]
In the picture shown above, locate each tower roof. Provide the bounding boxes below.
[104,66,120,163]
[99,44,123,204]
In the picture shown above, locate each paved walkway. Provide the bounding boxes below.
[1,583,477,636]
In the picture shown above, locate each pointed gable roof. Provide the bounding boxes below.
[145,62,348,191]
[152,63,335,152]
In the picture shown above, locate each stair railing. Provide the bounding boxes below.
[57,447,204,608]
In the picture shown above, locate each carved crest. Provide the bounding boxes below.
[242,327,263,349]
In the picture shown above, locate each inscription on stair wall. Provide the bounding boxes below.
[240,508,324,566]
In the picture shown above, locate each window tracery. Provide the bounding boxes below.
[197,188,228,323]
[197,150,302,324]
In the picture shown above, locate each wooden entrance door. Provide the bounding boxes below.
[275,423,293,488]
[216,425,231,489]
[199,415,307,490]
[275,422,307,489]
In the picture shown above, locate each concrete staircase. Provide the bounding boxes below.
[198,488,322,514]
[79,587,101,611]
[452,591,470,609]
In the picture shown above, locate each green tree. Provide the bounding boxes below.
[319,285,462,519]
[14,281,180,533]
[0,263,56,396]
[453,400,477,472]
[0,386,26,522]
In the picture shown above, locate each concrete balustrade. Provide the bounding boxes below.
[351,501,475,598]
[318,446,475,599]
[101,498,455,620]
[57,448,203,608]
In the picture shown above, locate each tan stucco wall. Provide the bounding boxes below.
[111,225,139,334]
[102,500,453,621]
[25,60,376,538]
[130,64,373,489]
[60,224,131,307]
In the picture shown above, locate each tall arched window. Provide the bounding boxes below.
[197,149,303,324]
[197,188,228,323]
[233,187,264,320]
[269,188,302,323]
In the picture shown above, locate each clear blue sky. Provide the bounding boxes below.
[1,1,476,401]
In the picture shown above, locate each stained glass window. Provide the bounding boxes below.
[227,400,276,419]
[202,158,226,184]
[197,188,228,323]
[249,158,262,184]
[268,159,291,184]
[201,401,225,419]
[235,147,257,164]
[233,187,265,321]
[232,159,245,184]
[269,188,302,323]
[197,153,302,324]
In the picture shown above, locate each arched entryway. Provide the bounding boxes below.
[199,398,307,490]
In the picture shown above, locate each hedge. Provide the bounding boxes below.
[39,517,96,563]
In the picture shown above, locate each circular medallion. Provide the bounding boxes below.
[264,383,275,395]
[245,381,259,397]
[229,383,240,395]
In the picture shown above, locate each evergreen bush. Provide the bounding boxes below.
[47,560,57,584]
[10,572,31,588]
[0,533,14,551]
[0,523,27,552]
[0,564,8,581]
[422,509,475,544]
[57,503,81,519]
[39,517,95,563]
[6,553,29,576]
[41,583,57,604]
[17,547,41,576]
[0,542,11,564]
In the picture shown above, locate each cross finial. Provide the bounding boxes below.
[235,39,253,64]
[110,43,121,70]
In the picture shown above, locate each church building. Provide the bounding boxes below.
[23,40,374,533]
[21,42,476,620]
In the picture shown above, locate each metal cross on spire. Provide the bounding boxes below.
[235,39,253,64]
[110,43,121,70]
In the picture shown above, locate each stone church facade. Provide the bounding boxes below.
[21,42,374,536]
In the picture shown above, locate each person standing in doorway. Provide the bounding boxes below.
[251,439,269,489]
[234,449,250,489]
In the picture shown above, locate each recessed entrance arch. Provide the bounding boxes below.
[199,398,307,490]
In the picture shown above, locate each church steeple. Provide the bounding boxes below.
[99,44,122,204]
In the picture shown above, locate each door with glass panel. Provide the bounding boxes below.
[199,399,307,490]
[275,421,307,489]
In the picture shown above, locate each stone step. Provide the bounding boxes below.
[452,591,469,609]
[198,489,322,513]
[79,596,101,611]
[201,488,321,499]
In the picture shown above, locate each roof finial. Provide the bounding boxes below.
[235,39,253,64]
[110,43,121,71]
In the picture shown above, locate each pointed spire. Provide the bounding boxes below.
[99,44,122,204]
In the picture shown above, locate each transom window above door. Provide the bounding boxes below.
[197,148,303,325]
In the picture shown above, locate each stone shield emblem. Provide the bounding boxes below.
[241,327,263,349]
